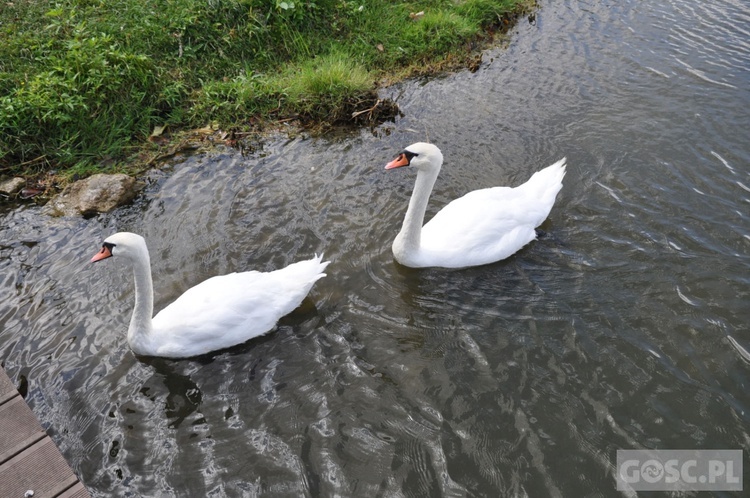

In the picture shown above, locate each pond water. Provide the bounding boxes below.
[1,0,749,496]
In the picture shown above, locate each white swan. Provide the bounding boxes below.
[90,232,329,358]
[386,142,566,268]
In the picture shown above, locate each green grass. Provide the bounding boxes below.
[0,0,533,178]
[192,51,373,124]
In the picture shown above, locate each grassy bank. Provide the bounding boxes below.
[0,0,532,180]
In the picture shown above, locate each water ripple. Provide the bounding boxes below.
[1,0,750,496]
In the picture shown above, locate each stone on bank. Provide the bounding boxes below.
[0,177,26,196]
[44,173,139,217]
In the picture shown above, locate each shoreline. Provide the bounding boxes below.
[0,2,537,211]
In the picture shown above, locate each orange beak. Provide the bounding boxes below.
[91,245,112,263]
[385,153,410,170]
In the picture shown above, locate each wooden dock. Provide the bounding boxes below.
[0,366,90,498]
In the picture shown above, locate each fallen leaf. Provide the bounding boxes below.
[148,135,170,146]
[20,188,43,199]
[376,43,384,52]
[194,126,215,135]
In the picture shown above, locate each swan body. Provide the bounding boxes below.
[386,143,566,268]
[90,232,329,358]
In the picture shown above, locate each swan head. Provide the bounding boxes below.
[385,142,443,174]
[91,232,148,263]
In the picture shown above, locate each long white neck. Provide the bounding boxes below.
[127,247,154,351]
[393,167,439,261]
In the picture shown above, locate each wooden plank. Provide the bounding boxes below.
[0,366,16,405]
[0,366,91,498]
[0,396,47,464]
[57,482,91,498]
[0,438,79,498]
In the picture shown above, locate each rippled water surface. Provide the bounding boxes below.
[2,0,749,496]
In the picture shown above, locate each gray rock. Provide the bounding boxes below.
[45,173,138,217]
[0,177,26,195]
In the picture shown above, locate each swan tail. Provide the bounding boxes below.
[512,157,566,229]
[522,157,566,201]
[285,253,330,283]
[261,254,329,317]
[312,253,331,281]
[529,157,566,186]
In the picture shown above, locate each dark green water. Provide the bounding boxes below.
[1,0,748,495]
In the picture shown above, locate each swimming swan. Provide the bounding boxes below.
[386,142,566,268]
[90,232,329,358]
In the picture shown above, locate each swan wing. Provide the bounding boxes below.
[419,159,566,267]
[149,255,328,357]
[419,188,538,266]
